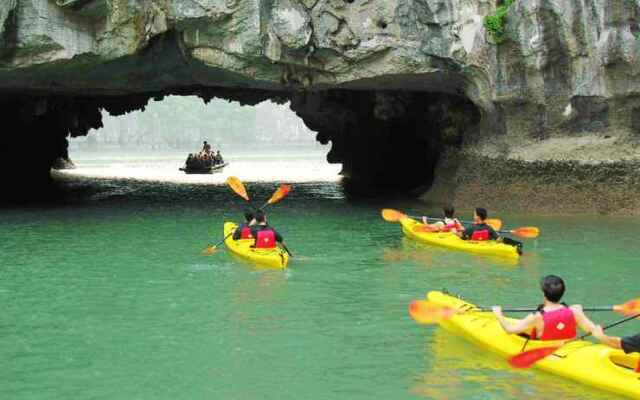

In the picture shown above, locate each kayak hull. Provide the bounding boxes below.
[223,222,289,269]
[426,291,640,398]
[400,218,520,260]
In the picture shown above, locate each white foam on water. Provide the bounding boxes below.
[62,150,341,184]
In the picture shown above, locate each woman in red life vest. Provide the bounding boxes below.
[250,210,285,249]
[492,275,598,341]
[232,210,256,240]
[421,206,464,233]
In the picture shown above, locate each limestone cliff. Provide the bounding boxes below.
[1,0,640,212]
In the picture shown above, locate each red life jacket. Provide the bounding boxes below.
[470,229,490,241]
[442,218,463,232]
[240,226,253,239]
[255,229,276,249]
[531,307,577,341]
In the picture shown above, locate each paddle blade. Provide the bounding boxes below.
[408,300,455,324]
[487,219,502,230]
[511,227,540,238]
[226,176,250,201]
[381,209,407,222]
[508,346,559,369]
[267,184,292,205]
[201,245,218,255]
[615,299,640,316]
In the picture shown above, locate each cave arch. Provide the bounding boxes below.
[0,84,481,201]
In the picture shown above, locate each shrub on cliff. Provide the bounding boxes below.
[484,0,515,44]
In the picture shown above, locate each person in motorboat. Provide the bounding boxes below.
[492,275,598,341]
[201,152,212,167]
[250,210,285,249]
[185,153,194,168]
[215,150,224,165]
[233,210,256,240]
[202,141,211,155]
[422,206,463,233]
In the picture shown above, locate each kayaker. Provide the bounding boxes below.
[456,207,497,240]
[457,207,523,254]
[250,210,285,249]
[232,209,256,240]
[593,326,640,354]
[492,275,598,340]
[422,206,463,232]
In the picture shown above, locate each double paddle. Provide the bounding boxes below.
[202,177,292,255]
[381,208,540,239]
[226,176,292,210]
[408,298,640,324]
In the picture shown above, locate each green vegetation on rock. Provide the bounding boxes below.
[484,0,514,44]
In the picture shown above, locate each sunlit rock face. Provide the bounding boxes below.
[1,1,640,204]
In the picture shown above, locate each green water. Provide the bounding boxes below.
[1,177,638,400]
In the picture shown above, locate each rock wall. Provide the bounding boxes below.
[0,1,640,211]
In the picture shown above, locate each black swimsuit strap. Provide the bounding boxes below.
[537,302,570,314]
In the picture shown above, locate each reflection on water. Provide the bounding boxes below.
[409,329,626,399]
[381,238,521,269]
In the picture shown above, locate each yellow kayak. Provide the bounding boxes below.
[400,217,520,260]
[223,222,289,269]
[426,290,640,398]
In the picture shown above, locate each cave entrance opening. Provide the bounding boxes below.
[64,95,340,184]
[0,88,481,202]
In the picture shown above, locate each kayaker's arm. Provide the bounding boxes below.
[492,306,538,334]
[422,217,444,231]
[571,304,597,335]
[457,225,473,239]
[488,226,499,241]
[232,228,241,240]
[592,325,623,349]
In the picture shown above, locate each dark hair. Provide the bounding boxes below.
[540,275,565,302]
[475,207,487,221]
[254,209,266,223]
[244,209,254,223]
[443,206,455,218]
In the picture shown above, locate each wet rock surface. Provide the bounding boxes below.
[426,151,640,215]
[0,1,639,211]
